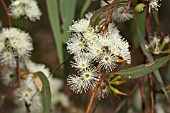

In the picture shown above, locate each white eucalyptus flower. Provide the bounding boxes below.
[69,19,90,32]
[25,60,52,78]
[100,52,117,72]
[67,33,89,56]
[80,68,99,90]
[71,55,91,70]
[112,6,133,23]
[16,78,37,104]
[1,67,17,86]
[0,28,33,67]
[67,74,85,94]
[149,0,161,11]
[9,0,42,21]
[101,0,133,23]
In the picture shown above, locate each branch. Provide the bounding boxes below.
[86,63,102,113]
[0,0,12,27]
[25,102,31,113]
[16,57,22,88]
[149,73,154,113]
[139,77,147,113]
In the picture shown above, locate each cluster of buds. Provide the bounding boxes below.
[145,34,170,55]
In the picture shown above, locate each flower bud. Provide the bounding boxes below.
[109,86,127,96]
[135,3,146,13]
[110,80,126,85]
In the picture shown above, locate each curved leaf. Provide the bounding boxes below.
[35,72,51,113]
[90,1,128,25]
[114,55,170,79]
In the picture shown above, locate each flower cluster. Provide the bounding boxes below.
[0,28,33,67]
[9,0,42,21]
[145,33,170,55]
[149,0,161,11]
[0,0,53,109]
[1,59,52,105]
[67,13,131,94]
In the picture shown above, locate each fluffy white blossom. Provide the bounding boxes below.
[25,60,52,78]
[149,0,161,11]
[164,36,170,43]
[16,76,38,104]
[67,74,85,94]
[101,0,133,23]
[1,67,17,86]
[9,0,42,21]
[80,68,99,89]
[100,52,117,72]
[0,28,33,66]
[67,33,89,56]
[112,6,133,23]
[71,55,91,70]
[69,18,90,32]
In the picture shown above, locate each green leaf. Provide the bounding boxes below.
[137,28,169,100]
[114,55,170,79]
[90,1,128,26]
[166,62,170,84]
[35,72,51,113]
[80,0,92,18]
[46,0,63,64]
[60,0,77,43]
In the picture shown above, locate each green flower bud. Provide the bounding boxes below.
[109,86,127,96]
[135,3,146,13]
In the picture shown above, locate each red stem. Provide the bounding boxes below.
[103,10,113,34]
[25,102,31,113]
[85,63,102,113]
[16,58,22,88]
[139,78,147,113]
[124,0,132,14]
[133,8,139,27]
[0,0,12,27]
[149,73,154,113]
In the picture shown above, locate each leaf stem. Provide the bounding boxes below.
[124,0,132,14]
[0,0,12,27]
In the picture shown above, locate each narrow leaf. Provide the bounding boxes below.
[80,0,92,18]
[35,72,51,113]
[60,0,77,43]
[46,0,63,64]
[90,1,128,25]
[166,62,170,84]
[114,55,170,79]
[137,28,169,100]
